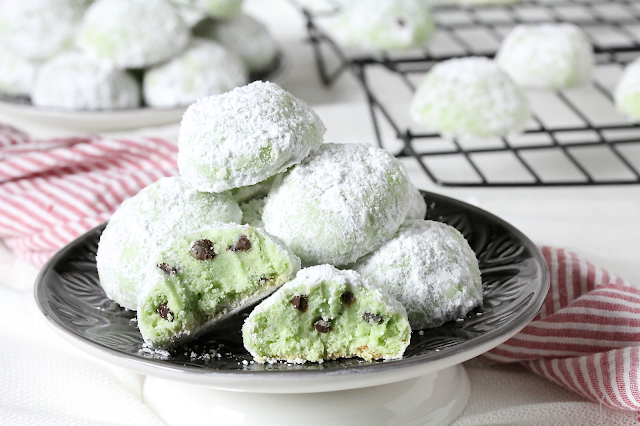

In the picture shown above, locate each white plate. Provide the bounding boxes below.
[0,99,185,132]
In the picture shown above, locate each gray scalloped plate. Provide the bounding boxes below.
[34,190,549,393]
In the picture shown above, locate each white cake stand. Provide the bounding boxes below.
[143,365,470,426]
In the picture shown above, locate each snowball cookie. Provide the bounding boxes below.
[178,81,325,192]
[169,0,243,20]
[405,185,427,221]
[138,223,300,347]
[243,265,411,364]
[192,15,279,74]
[324,0,435,51]
[76,0,190,69]
[0,49,39,96]
[230,174,277,203]
[31,52,141,110]
[240,198,265,228]
[97,177,242,310]
[0,0,89,61]
[354,220,482,329]
[143,39,248,108]
[263,143,413,266]
[410,57,531,138]
[496,24,594,90]
[615,57,640,120]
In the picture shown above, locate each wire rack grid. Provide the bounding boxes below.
[301,0,640,187]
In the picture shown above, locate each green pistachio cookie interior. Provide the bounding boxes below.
[242,265,411,364]
[138,223,300,347]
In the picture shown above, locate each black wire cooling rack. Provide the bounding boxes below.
[300,0,640,186]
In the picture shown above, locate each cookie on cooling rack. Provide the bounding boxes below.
[615,57,640,120]
[76,0,190,69]
[31,52,141,110]
[193,14,279,74]
[353,219,482,330]
[143,39,248,108]
[242,265,411,364]
[262,142,413,266]
[137,223,300,348]
[96,177,242,310]
[409,57,531,138]
[178,81,325,193]
[496,23,594,90]
[324,0,435,51]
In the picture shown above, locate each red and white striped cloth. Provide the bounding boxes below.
[0,123,178,264]
[485,246,640,411]
[0,124,638,412]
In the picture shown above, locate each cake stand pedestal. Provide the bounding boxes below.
[143,364,470,426]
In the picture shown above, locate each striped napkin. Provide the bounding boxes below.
[484,246,640,411]
[0,123,178,264]
[0,124,637,412]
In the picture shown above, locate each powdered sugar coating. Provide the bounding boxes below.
[76,0,190,69]
[96,177,242,310]
[615,57,640,120]
[0,49,39,96]
[405,185,427,221]
[410,57,531,138]
[263,143,413,266]
[324,0,434,51]
[178,81,325,192]
[193,15,279,73]
[0,0,89,61]
[31,51,140,110]
[353,219,482,329]
[143,39,248,108]
[496,24,594,90]
[169,0,243,19]
[230,174,277,203]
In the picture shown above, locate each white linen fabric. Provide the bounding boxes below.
[0,281,162,426]
[453,360,638,426]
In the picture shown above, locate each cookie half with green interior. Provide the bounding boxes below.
[137,223,300,347]
[242,265,411,364]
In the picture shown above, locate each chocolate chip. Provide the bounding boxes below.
[397,18,406,27]
[363,312,383,324]
[341,292,355,306]
[291,295,308,312]
[157,263,177,275]
[191,239,216,260]
[314,319,331,333]
[228,235,251,252]
[157,303,173,321]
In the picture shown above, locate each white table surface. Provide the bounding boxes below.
[1,0,639,424]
